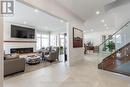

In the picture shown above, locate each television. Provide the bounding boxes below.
[11,25,35,39]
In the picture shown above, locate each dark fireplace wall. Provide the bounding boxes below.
[10,48,33,54]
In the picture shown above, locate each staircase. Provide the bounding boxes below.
[98,21,130,76]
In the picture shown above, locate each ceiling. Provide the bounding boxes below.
[55,0,130,33]
[56,0,117,21]
[4,1,67,33]
[4,0,130,34]
[84,0,130,33]
[84,13,116,33]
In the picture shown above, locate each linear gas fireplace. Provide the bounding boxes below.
[10,48,33,54]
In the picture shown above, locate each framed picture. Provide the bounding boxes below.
[73,27,83,48]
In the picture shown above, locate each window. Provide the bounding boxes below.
[36,37,41,50]
[60,34,64,47]
[36,33,49,50]
[42,34,49,48]
[50,34,57,46]
[50,34,65,47]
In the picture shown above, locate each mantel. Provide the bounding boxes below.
[4,41,36,43]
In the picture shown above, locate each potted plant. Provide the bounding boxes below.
[106,41,115,52]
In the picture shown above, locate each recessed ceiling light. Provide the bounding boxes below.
[104,24,107,27]
[101,20,105,23]
[24,21,27,24]
[60,20,64,23]
[96,11,100,15]
[34,9,39,13]
[106,27,109,29]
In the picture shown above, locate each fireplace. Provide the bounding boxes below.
[10,48,33,54]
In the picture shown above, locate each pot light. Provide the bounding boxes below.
[24,21,27,24]
[101,20,105,23]
[106,27,109,29]
[96,11,100,15]
[60,20,64,23]
[34,9,39,13]
[104,24,107,27]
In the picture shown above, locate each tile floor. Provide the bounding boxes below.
[4,54,130,87]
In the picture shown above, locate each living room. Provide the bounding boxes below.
[3,0,68,77]
[1,0,130,87]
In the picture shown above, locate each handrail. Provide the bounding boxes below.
[98,21,130,47]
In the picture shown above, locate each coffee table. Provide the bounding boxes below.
[26,55,41,65]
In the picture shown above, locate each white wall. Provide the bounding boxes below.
[67,22,84,66]
[3,22,36,54]
[0,16,3,87]
[22,0,84,66]
[84,29,116,46]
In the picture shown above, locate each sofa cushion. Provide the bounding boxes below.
[5,53,19,60]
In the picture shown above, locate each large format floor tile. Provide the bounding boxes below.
[4,54,130,87]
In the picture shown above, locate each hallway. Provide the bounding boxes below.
[84,53,108,64]
[4,55,130,87]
